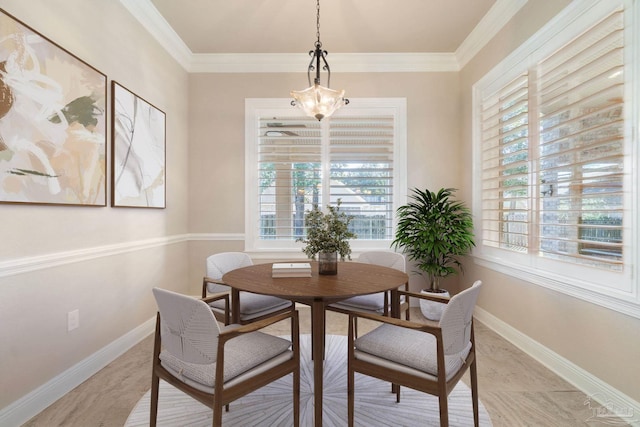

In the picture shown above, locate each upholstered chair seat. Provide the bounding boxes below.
[347,281,483,427]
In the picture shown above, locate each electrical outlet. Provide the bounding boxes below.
[67,309,79,332]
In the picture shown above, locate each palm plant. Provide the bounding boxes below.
[392,188,475,292]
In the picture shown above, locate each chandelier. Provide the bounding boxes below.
[291,0,348,121]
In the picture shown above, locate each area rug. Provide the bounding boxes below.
[126,335,492,426]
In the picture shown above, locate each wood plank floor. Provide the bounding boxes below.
[23,307,629,426]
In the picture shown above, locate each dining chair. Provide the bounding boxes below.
[202,252,293,324]
[347,280,482,427]
[151,287,300,427]
[328,251,409,320]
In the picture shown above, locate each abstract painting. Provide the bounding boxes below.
[111,81,165,208]
[0,9,107,206]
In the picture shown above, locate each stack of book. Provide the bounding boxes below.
[272,262,312,278]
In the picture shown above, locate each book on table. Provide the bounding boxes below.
[272,262,312,278]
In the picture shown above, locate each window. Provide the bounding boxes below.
[245,98,407,254]
[473,0,639,316]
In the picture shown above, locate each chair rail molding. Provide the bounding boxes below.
[0,235,189,278]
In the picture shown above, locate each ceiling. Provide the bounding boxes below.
[121,0,529,72]
[149,0,497,55]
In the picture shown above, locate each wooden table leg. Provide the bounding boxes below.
[311,299,325,427]
[390,288,401,397]
[231,289,240,324]
[390,287,400,319]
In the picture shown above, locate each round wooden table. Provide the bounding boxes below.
[223,261,409,427]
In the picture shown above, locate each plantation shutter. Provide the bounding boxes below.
[258,116,321,240]
[537,9,625,270]
[329,115,395,240]
[480,73,530,253]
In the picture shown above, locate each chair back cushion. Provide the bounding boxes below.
[206,252,253,293]
[153,287,221,364]
[439,280,482,355]
[358,251,406,272]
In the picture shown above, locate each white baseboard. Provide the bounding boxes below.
[474,306,640,427]
[0,317,156,427]
[3,306,638,426]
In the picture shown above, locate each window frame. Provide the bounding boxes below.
[244,98,407,258]
[472,0,640,318]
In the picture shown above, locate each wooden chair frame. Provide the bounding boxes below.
[327,251,411,329]
[326,281,411,319]
[151,293,300,427]
[347,289,479,427]
[202,276,293,325]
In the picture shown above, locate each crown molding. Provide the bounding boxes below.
[119,0,192,66]
[121,0,525,73]
[189,52,459,73]
[455,0,528,69]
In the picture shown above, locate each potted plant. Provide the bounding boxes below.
[392,188,475,320]
[297,199,357,274]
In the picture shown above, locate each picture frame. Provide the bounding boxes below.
[111,81,166,209]
[0,8,107,206]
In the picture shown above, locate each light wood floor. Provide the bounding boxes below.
[23,307,628,427]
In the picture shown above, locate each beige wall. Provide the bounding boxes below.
[187,71,462,292]
[2,0,639,419]
[0,0,190,410]
[459,0,640,402]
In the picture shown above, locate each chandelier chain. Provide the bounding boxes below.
[316,0,321,47]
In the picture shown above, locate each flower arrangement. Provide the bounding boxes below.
[297,199,357,260]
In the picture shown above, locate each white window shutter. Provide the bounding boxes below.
[252,106,401,245]
[480,73,530,253]
[329,116,395,240]
[537,9,625,270]
[258,117,321,240]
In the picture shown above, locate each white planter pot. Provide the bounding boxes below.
[419,289,450,321]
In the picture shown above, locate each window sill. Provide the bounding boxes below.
[472,254,640,319]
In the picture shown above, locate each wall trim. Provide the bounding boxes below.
[189,52,460,73]
[456,0,528,69]
[0,233,245,278]
[187,233,244,241]
[120,0,522,73]
[119,0,191,66]
[475,306,640,427]
[0,234,189,278]
[0,316,156,427]
[473,255,640,320]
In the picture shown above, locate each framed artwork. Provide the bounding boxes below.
[111,81,166,208]
[0,9,107,206]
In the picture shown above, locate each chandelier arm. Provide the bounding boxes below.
[319,49,331,88]
[306,50,316,87]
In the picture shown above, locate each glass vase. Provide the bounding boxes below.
[318,251,338,275]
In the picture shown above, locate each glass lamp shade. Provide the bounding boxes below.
[291,84,346,121]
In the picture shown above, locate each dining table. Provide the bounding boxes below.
[222,260,409,427]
